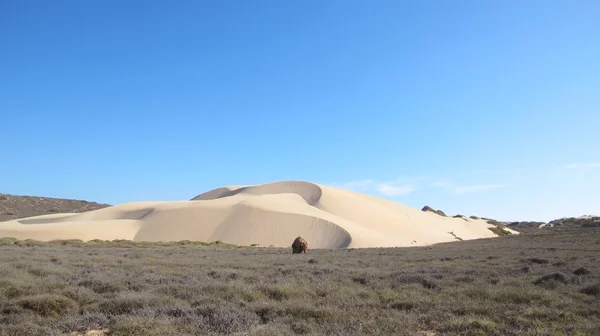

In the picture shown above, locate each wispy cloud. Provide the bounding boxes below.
[331,176,504,197]
[336,179,375,191]
[429,181,452,188]
[329,179,415,197]
[453,184,506,194]
[471,168,521,177]
[431,181,506,194]
[377,184,414,196]
[562,163,600,170]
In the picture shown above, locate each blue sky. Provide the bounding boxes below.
[1,0,598,222]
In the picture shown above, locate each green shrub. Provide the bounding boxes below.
[579,283,600,296]
[524,257,549,264]
[573,267,591,275]
[488,226,511,236]
[15,239,49,247]
[421,205,447,217]
[533,272,570,289]
[78,279,124,294]
[96,294,158,315]
[49,239,86,247]
[0,237,17,246]
[18,294,77,316]
[391,272,439,290]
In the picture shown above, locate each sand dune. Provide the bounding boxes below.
[0,181,517,248]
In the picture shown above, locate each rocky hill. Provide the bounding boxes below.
[0,193,111,222]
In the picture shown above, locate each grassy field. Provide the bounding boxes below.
[0,229,599,336]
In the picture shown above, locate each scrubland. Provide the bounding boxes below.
[1,229,599,336]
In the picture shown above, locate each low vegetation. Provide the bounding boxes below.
[421,205,447,217]
[550,216,600,228]
[486,220,513,236]
[0,238,236,249]
[0,193,110,222]
[0,228,599,335]
[506,216,600,233]
[447,231,463,241]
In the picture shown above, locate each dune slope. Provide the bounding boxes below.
[0,180,514,248]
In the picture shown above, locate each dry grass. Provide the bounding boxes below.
[0,228,599,335]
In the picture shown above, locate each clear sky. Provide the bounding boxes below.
[1,0,598,222]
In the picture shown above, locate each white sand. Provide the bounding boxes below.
[0,180,516,248]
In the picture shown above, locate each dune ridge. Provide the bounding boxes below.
[0,180,516,248]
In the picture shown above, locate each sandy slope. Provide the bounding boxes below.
[0,181,516,248]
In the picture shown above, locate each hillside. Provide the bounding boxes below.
[505,215,600,233]
[0,193,110,222]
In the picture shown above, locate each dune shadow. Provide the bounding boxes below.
[191,181,323,206]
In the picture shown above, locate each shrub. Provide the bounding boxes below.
[18,294,77,317]
[260,284,296,301]
[389,301,415,311]
[0,237,17,246]
[455,276,475,283]
[573,267,591,275]
[352,276,369,285]
[78,279,123,294]
[421,205,447,217]
[283,305,335,322]
[15,239,48,247]
[96,293,167,315]
[391,272,439,290]
[493,289,540,304]
[444,316,498,334]
[524,258,549,264]
[255,306,278,323]
[50,239,86,246]
[579,284,600,296]
[533,272,569,289]
[488,226,511,236]
[448,232,463,241]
